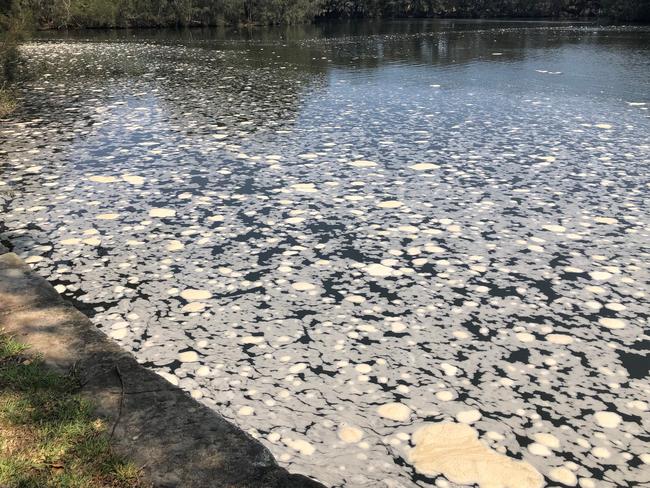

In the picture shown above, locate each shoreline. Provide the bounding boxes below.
[0,249,326,488]
[27,15,627,32]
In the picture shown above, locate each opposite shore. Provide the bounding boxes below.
[2,0,648,117]
[2,1,649,31]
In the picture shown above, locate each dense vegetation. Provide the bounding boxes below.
[322,0,649,20]
[0,0,22,116]
[0,0,648,29]
[3,0,322,28]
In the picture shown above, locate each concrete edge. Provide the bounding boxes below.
[0,251,326,488]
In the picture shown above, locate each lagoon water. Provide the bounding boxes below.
[1,20,649,488]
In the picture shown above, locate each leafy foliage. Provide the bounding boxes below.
[318,0,648,19]
[4,0,323,28]
[1,0,647,28]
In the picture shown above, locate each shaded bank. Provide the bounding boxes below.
[1,0,648,29]
[0,251,326,488]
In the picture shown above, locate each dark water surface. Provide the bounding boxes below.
[1,20,649,488]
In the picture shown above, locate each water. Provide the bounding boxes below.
[1,19,649,488]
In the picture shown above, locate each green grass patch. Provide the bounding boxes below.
[0,87,17,117]
[0,332,150,488]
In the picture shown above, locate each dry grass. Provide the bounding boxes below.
[0,333,150,488]
[0,86,16,117]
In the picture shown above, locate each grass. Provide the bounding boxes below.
[0,86,16,117]
[0,332,150,488]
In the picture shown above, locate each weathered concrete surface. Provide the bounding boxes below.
[0,252,326,488]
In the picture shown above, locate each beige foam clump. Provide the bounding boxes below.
[181,302,206,313]
[548,466,577,486]
[377,200,403,209]
[122,174,145,185]
[83,237,101,246]
[109,328,128,340]
[344,294,366,304]
[528,443,551,456]
[441,363,458,376]
[338,425,364,443]
[546,334,573,345]
[533,433,560,449]
[289,363,307,374]
[149,207,176,218]
[290,183,318,193]
[24,256,44,264]
[589,271,612,280]
[285,217,305,224]
[292,282,316,291]
[349,160,377,168]
[366,263,394,277]
[593,411,622,429]
[61,238,81,246]
[425,244,445,253]
[180,289,212,301]
[591,446,611,459]
[564,266,583,273]
[409,423,544,488]
[237,406,254,416]
[594,216,617,224]
[166,240,184,251]
[627,400,647,411]
[240,336,264,345]
[542,224,566,233]
[598,318,626,329]
[409,163,439,171]
[516,332,535,343]
[177,351,199,362]
[355,363,372,374]
[456,409,482,424]
[436,391,454,401]
[96,213,119,220]
[537,155,556,162]
[88,175,118,183]
[196,366,210,377]
[377,402,412,422]
[283,437,315,456]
